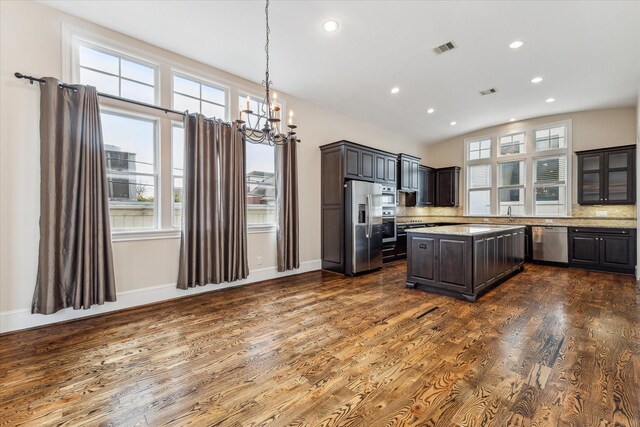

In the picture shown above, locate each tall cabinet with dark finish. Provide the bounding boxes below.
[398,153,420,192]
[416,165,435,207]
[435,166,460,207]
[576,145,635,205]
[320,140,397,274]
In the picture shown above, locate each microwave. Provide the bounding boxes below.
[381,186,396,207]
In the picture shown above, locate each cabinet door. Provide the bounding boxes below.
[375,154,387,183]
[485,236,497,284]
[578,153,603,204]
[361,150,375,181]
[345,147,360,179]
[436,170,453,206]
[604,150,634,203]
[496,234,506,277]
[569,233,600,265]
[410,160,419,191]
[409,236,435,282]
[600,234,634,270]
[400,158,411,191]
[416,167,426,206]
[425,168,435,206]
[386,157,397,184]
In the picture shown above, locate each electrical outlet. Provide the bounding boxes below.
[545,219,554,223]
[595,210,608,217]
[257,256,262,265]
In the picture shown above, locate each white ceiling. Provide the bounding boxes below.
[40,0,640,144]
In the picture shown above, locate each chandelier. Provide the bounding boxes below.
[236,0,299,146]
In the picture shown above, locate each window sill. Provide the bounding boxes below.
[111,229,181,242]
[247,224,276,234]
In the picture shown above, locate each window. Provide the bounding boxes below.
[468,138,491,160]
[102,112,157,229]
[499,133,525,156]
[78,44,156,104]
[498,160,525,215]
[173,73,227,119]
[534,156,567,216]
[172,125,184,228]
[464,120,570,216]
[535,126,566,151]
[467,164,492,215]
[246,142,276,226]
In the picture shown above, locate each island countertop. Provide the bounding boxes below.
[407,224,526,236]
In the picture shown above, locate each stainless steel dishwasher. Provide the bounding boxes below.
[532,226,568,263]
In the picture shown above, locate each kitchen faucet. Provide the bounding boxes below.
[507,206,513,222]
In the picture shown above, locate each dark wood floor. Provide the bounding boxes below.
[1,262,639,426]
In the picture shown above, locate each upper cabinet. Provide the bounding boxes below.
[416,165,435,206]
[577,145,635,205]
[435,166,461,207]
[398,153,420,192]
[345,145,375,181]
[323,140,397,186]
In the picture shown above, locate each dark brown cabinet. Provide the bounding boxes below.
[568,227,636,274]
[406,227,525,301]
[398,154,420,192]
[375,153,397,185]
[345,145,375,181]
[416,165,435,207]
[576,145,635,205]
[320,140,398,273]
[435,166,460,207]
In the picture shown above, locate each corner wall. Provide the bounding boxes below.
[0,1,422,332]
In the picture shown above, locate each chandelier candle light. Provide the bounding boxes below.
[236,0,299,146]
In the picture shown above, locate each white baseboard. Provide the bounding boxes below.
[0,259,321,334]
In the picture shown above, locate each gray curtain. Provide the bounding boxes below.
[32,77,116,314]
[275,138,300,271]
[177,115,248,289]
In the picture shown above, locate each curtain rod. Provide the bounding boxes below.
[14,72,231,125]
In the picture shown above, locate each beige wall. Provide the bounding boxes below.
[0,1,422,317]
[420,107,638,210]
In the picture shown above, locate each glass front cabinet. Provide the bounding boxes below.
[577,145,635,205]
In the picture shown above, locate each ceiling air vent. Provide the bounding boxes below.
[479,88,497,96]
[432,41,456,55]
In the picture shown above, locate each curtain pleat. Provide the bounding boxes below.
[177,115,248,289]
[275,137,300,272]
[32,77,116,314]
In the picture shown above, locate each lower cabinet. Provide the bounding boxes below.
[569,228,636,274]
[382,241,397,263]
[406,227,525,301]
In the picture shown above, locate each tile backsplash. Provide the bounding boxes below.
[396,191,636,220]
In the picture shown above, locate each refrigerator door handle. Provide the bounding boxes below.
[365,194,370,238]
[368,194,373,238]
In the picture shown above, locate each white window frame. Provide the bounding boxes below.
[467,164,493,216]
[100,107,161,232]
[70,38,159,106]
[463,119,572,217]
[171,71,229,121]
[497,159,526,216]
[498,132,526,157]
[467,137,492,161]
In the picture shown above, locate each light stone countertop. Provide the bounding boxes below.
[407,224,526,236]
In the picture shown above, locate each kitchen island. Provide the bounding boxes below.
[406,224,526,301]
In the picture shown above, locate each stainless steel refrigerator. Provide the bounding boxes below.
[345,180,383,275]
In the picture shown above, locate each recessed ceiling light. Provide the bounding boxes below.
[427,108,435,114]
[531,76,543,84]
[390,87,400,94]
[509,40,524,49]
[322,20,339,33]
[545,97,556,103]
[450,121,457,126]
[510,118,516,122]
